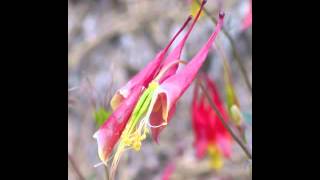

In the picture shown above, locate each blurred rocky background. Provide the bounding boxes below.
[68,0,252,179]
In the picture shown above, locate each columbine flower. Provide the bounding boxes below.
[93,11,193,167]
[93,0,225,177]
[192,74,232,169]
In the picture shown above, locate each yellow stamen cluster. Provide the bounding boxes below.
[207,145,223,170]
[122,126,148,151]
[109,60,185,179]
[119,82,159,151]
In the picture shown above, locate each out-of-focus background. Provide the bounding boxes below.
[68,0,252,179]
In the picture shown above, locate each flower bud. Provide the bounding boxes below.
[230,104,243,126]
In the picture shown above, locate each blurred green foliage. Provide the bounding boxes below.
[93,107,111,127]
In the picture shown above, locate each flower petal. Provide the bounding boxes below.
[150,103,176,143]
[242,0,252,30]
[148,13,224,141]
[192,84,210,159]
[93,85,143,164]
[195,140,209,159]
[159,0,207,83]
[216,132,232,157]
[110,16,192,110]
[205,75,232,157]
[161,162,176,180]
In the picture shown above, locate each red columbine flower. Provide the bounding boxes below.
[192,74,232,169]
[93,0,225,177]
[93,12,193,167]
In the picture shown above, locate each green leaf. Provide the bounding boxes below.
[93,107,111,127]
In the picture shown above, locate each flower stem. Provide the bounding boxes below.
[196,0,252,94]
[68,153,85,180]
[197,78,252,159]
[105,165,110,180]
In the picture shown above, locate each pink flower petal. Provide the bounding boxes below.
[149,13,224,141]
[195,140,209,159]
[93,85,143,163]
[192,75,232,161]
[216,132,232,157]
[110,16,192,110]
[242,0,252,30]
[159,0,207,83]
[149,100,176,143]
[161,162,176,180]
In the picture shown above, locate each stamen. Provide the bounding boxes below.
[94,162,105,168]
[110,145,125,180]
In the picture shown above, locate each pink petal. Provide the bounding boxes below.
[93,85,143,162]
[161,162,176,180]
[149,13,225,141]
[191,75,233,160]
[204,76,232,158]
[192,90,210,159]
[159,0,207,83]
[110,16,192,110]
[193,92,211,158]
[161,13,224,110]
[195,140,209,159]
[242,0,252,30]
[150,103,176,143]
[216,132,232,157]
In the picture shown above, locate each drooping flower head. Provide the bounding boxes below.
[93,12,193,166]
[192,74,232,169]
[93,0,225,178]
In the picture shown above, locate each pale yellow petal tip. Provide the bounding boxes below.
[230,104,243,126]
[110,92,125,110]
